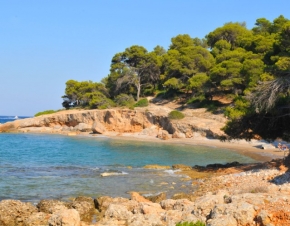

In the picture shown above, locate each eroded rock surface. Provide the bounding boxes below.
[0,108,226,139]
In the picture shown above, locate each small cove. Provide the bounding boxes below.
[0,133,257,203]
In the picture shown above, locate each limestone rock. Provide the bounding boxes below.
[157,130,172,140]
[0,108,226,139]
[0,199,38,226]
[172,164,192,170]
[127,213,163,226]
[37,199,69,214]
[130,192,151,203]
[172,131,186,138]
[209,202,256,226]
[146,192,167,203]
[95,196,138,213]
[135,202,165,215]
[71,196,96,222]
[160,199,176,211]
[92,120,107,134]
[24,212,51,226]
[74,123,91,132]
[104,204,133,220]
[143,164,171,170]
[48,209,81,226]
[163,209,183,225]
[207,215,237,226]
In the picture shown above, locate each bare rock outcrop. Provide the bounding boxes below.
[0,108,226,139]
[48,208,81,226]
[70,196,96,222]
[0,200,38,226]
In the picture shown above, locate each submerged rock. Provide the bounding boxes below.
[143,164,171,169]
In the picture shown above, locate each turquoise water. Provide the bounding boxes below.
[0,133,256,203]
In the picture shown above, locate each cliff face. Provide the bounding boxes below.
[0,108,226,139]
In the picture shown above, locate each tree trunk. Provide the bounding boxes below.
[136,83,141,101]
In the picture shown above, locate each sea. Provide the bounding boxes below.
[0,115,257,204]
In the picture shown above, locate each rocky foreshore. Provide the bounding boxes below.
[1,108,290,225]
[1,158,290,226]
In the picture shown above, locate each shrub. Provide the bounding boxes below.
[134,98,149,107]
[168,110,185,120]
[89,96,115,109]
[114,94,135,108]
[187,95,206,104]
[176,221,205,226]
[34,110,56,117]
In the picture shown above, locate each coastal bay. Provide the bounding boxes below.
[0,108,289,225]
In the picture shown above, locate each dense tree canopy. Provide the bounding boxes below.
[62,15,290,140]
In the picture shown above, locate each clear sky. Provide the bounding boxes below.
[1,0,290,116]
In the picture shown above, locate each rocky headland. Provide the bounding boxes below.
[0,105,226,140]
[1,105,290,225]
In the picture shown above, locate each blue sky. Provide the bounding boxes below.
[1,0,290,116]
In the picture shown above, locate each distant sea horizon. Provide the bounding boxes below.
[0,115,31,124]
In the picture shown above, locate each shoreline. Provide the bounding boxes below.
[83,132,286,162]
[1,131,290,225]
[3,129,286,162]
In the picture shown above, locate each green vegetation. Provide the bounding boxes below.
[61,15,290,141]
[134,98,149,107]
[176,221,205,226]
[114,94,135,109]
[168,110,185,120]
[35,110,56,117]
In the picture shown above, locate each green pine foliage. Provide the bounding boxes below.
[60,15,290,140]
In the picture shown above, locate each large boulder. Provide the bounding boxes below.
[130,192,151,203]
[71,196,96,222]
[146,192,167,203]
[92,120,107,134]
[74,123,91,132]
[0,199,38,226]
[48,209,81,226]
[24,212,51,226]
[104,204,133,220]
[37,199,69,214]
[209,202,256,226]
[157,130,172,140]
[95,196,138,213]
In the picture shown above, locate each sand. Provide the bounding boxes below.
[84,132,288,162]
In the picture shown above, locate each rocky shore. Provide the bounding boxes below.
[1,107,290,225]
[1,158,290,226]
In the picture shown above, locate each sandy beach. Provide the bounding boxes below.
[86,132,287,163]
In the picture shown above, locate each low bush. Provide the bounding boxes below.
[114,94,135,108]
[134,98,149,107]
[168,110,185,120]
[34,110,56,117]
[176,221,205,226]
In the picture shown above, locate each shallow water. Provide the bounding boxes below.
[0,133,257,203]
